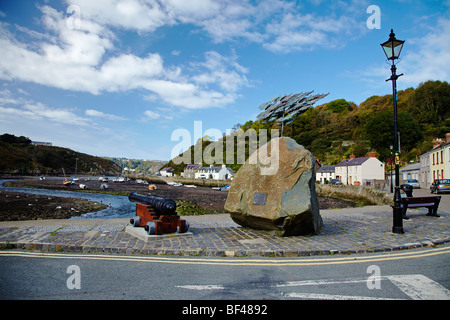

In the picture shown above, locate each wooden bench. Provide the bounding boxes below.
[398,196,441,218]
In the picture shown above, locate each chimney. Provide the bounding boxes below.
[369,151,376,158]
[350,154,356,159]
[432,138,444,148]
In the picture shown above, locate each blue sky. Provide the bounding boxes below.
[1,0,449,161]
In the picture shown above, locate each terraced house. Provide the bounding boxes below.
[194,164,234,180]
[430,134,450,182]
[316,153,385,186]
[334,152,385,186]
[419,134,450,188]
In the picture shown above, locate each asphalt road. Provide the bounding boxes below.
[1,244,449,302]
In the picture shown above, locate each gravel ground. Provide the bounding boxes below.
[0,190,107,221]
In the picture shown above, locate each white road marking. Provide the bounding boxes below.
[177,274,450,300]
[176,285,225,290]
[276,278,371,287]
[387,274,450,300]
[283,293,397,300]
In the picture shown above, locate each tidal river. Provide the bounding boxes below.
[0,179,135,219]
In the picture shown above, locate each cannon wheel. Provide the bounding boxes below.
[179,221,189,233]
[130,216,140,227]
[145,221,156,235]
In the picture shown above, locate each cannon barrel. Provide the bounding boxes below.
[128,192,176,215]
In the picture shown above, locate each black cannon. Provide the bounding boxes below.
[128,192,176,215]
[128,192,188,235]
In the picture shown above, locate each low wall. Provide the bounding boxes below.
[316,184,392,206]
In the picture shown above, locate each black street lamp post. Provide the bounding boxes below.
[390,145,394,194]
[381,29,405,234]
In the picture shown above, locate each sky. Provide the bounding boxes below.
[0,0,449,161]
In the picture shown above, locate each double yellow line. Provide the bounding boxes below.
[1,245,449,266]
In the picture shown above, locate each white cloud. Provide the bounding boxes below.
[0,4,250,110]
[66,0,175,32]
[85,109,127,120]
[401,18,450,85]
[0,0,373,115]
[0,102,91,127]
[65,0,366,52]
[359,18,450,90]
[263,6,365,53]
[0,88,162,159]
[191,51,249,92]
[0,88,93,127]
[143,110,161,120]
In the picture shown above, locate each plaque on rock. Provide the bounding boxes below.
[253,192,267,206]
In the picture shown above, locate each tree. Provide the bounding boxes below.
[366,110,422,160]
[0,134,31,145]
[326,99,351,113]
[406,80,450,138]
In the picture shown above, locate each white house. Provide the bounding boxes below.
[316,165,336,183]
[430,134,450,182]
[182,164,201,179]
[335,153,385,186]
[419,152,431,189]
[400,163,420,181]
[195,164,233,180]
[159,167,175,177]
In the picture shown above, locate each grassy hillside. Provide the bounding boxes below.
[163,80,449,175]
[0,134,120,175]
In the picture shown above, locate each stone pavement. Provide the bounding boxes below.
[1,204,449,257]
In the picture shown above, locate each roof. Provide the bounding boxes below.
[184,164,200,170]
[432,139,450,150]
[199,166,221,172]
[160,167,174,172]
[317,165,336,173]
[198,165,233,173]
[400,163,420,172]
[336,157,371,167]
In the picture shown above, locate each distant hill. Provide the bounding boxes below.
[0,133,121,175]
[108,157,166,175]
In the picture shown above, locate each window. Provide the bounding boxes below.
[441,151,443,164]
[433,153,435,165]
[437,152,439,164]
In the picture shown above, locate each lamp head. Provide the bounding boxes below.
[381,29,405,60]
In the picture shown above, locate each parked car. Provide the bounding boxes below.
[330,179,343,185]
[430,179,450,194]
[99,176,108,182]
[403,179,420,189]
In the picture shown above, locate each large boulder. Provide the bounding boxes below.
[224,137,323,236]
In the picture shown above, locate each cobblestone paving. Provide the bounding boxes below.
[1,209,449,257]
